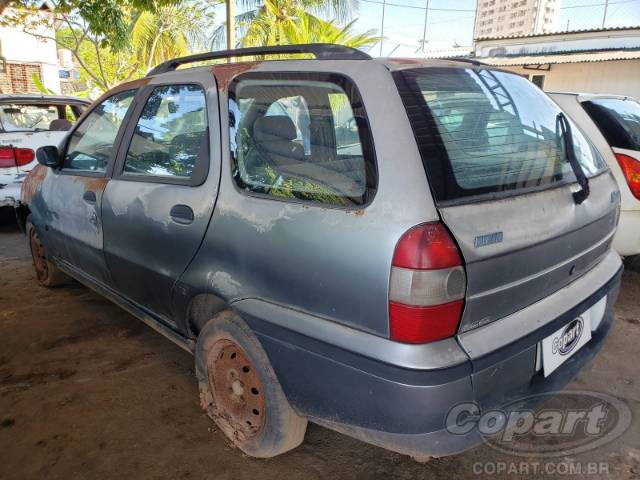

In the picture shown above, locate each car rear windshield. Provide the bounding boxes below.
[0,104,61,132]
[394,68,606,203]
[582,97,640,151]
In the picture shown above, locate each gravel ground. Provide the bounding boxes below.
[0,206,639,480]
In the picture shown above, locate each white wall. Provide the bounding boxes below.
[504,60,640,98]
[0,9,61,93]
[475,29,640,57]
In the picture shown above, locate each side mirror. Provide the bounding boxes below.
[36,146,62,169]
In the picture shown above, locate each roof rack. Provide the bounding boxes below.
[442,57,485,66]
[147,44,371,76]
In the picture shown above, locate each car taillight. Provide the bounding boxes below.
[0,146,35,168]
[389,223,466,344]
[615,153,640,200]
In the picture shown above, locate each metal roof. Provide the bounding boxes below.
[475,25,640,42]
[479,48,640,66]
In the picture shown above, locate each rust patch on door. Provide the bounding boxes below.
[72,176,109,193]
[212,63,258,91]
[20,164,47,205]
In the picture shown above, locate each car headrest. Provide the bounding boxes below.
[254,115,297,142]
[49,119,73,131]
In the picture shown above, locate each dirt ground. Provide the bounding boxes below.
[0,206,639,480]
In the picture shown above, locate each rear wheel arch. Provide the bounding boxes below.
[195,309,307,457]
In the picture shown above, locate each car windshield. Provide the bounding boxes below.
[394,68,606,202]
[0,104,62,132]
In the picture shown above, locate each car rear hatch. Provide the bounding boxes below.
[393,66,619,333]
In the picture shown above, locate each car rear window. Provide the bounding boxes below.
[394,68,606,203]
[0,104,60,132]
[582,97,640,151]
[228,72,377,207]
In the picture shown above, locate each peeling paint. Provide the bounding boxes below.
[20,163,47,205]
[72,176,108,192]
[211,63,258,91]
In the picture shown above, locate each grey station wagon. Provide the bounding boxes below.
[18,45,623,460]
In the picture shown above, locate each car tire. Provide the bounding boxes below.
[26,217,70,287]
[195,310,307,458]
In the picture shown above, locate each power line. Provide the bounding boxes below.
[559,0,639,9]
[360,0,475,12]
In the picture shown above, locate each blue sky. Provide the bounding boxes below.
[214,0,640,56]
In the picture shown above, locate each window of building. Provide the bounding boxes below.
[531,74,545,89]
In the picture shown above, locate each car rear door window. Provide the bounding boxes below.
[394,68,606,202]
[123,84,207,180]
[64,90,136,173]
[228,73,376,207]
[582,98,640,151]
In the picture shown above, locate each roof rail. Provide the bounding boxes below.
[442,57,485,66]
[147,44,371,76]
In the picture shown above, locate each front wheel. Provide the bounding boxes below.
[26,218,70,287]
[195,310,307,458]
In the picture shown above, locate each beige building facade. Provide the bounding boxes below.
[475,0,559,39]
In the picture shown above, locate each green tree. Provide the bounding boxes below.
[0,0,180,51]
[241,8,379,49]
[11,1,215,93]
[211,0,360,49]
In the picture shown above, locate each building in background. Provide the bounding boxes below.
[57,48,82,95]
[0,4,61,94]
[474,26,640,97]
[475,0,559,39]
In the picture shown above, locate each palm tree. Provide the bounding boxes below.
[132,3,216,72]
[242,10,379,49]
[211,0,360,49]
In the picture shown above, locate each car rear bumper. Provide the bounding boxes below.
[0,172,23,207]
[238,254,622,458]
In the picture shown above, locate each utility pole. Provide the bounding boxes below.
[226,0,236,51]
[419,0,430,53]
[379,0,386,57]
[602,0,609,28]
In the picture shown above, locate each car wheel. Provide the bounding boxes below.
[26,217,70,287]
[195,310,307,458]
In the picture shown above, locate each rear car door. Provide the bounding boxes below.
[101,71,220,327]
[393,67,619,333]
[43,89,138,284]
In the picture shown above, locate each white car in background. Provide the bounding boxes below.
[550,92,640,259]
[0,94,90,208]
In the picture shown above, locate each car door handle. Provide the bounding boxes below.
[170,204,194,225]
[83,191,97,204]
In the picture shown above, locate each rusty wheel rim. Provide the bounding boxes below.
[207,339,265,441]
[29,228,48,283]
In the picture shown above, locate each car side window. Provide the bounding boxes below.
[64,90,136,173]
[229,73,376,207]
[122,84,207,180]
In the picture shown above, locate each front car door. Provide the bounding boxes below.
[42,87,139,285]
[101,70,221,328]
